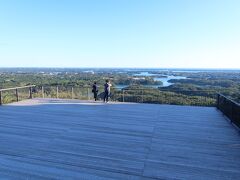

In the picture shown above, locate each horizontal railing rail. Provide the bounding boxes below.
[0,85,36,92]
[0,85,35,105]
[217,93,240,128]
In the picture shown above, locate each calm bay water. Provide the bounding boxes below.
[115,72,187,89]
[154,75,187,87]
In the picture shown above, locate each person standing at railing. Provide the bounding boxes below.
[103,80,112,103]
[92,82,98,101]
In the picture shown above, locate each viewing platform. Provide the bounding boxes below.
[0,98,240,179]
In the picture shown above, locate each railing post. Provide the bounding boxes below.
[71,87,74,99]
[16,88,19,102]
[29,87,33,99]
[87,88,90,100]
[231,101,234,123]
[122,90,125,102]
[0,91,2,105]
[217,93,220,109]
[42,86,44,98]
[142,89,144,103]
[56,86,59,99]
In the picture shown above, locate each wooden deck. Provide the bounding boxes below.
[0,98,239,179]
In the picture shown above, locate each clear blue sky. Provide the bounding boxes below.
[0,0,239,68]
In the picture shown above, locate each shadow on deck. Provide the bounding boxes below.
[0,98,240,179]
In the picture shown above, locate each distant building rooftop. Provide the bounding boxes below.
[0,99,240,179]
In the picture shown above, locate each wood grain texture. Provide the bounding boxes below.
[0,98,239,180]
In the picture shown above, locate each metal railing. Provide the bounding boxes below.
[35,86,96,100]
[30,86,216,106]
[119,89,217,106]
[217,94,240,128]
[0,85,218,106]
[0,85,35,105]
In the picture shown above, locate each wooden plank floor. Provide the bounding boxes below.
[0,98,239,180]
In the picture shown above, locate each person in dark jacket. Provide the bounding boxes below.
[103,80,111,103]
[92,82,98,101]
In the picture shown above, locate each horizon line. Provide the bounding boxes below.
[1,67,240,70]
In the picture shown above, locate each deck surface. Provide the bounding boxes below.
[0,98,240,180]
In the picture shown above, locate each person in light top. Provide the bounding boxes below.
[103,80,112,103]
